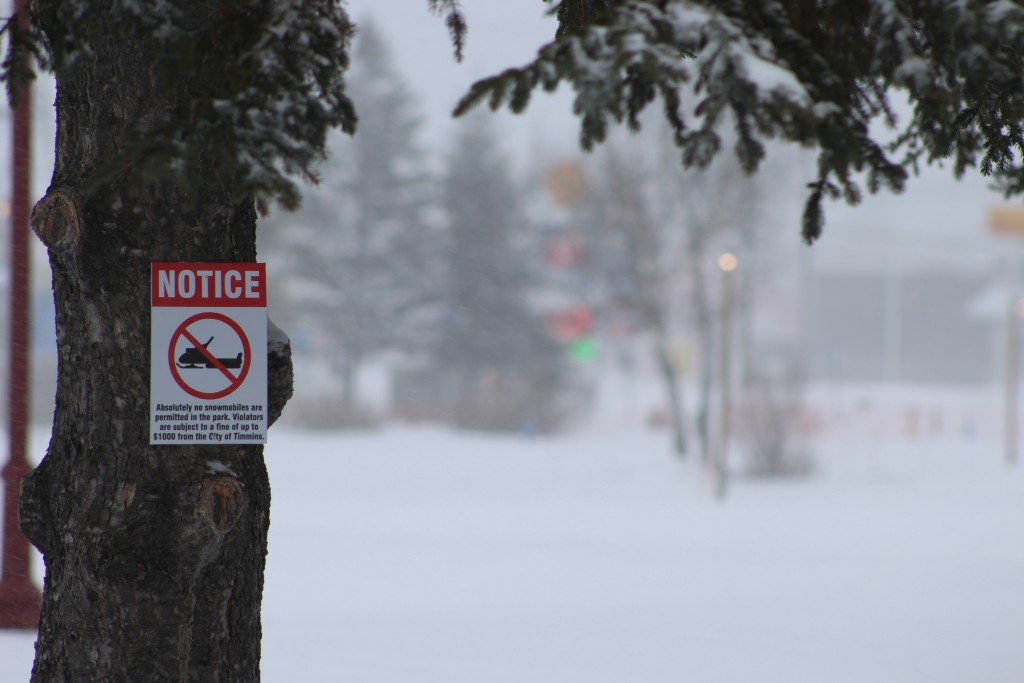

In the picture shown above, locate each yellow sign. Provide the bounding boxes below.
[545,161,587,206]
[988,206,1024,235]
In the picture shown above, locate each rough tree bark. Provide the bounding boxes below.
[18,3,293,680]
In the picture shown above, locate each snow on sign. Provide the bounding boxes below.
[150,263,267,445]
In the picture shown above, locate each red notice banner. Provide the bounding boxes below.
[152,263,266,308]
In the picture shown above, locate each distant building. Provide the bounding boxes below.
[809,269,996,384]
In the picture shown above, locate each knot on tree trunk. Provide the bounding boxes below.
[267,318,293,426]
[19,461,54,556]
[31,189,82,253]
[198,476,246,533]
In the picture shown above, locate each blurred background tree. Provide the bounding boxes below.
[430,114,567,432]
[261,20,440,426]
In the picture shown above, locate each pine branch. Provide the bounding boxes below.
[13,1,358,213]
[428,0,467,62]
[458,0,1024,240]
[1,10,45,107]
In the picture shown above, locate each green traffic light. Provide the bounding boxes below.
[569,336,598,363]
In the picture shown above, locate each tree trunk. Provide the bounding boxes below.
[19,5,292,680]
[339,355,359,418]
[652,335,687,457]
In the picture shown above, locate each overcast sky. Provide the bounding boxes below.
[342,1,579,166]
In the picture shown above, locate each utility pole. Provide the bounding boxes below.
[0,0,43,629]
[710,251,738,500]
[986,206,1024,467]
[1005,296,1021,466]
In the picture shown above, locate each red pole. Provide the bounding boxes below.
[0,0,43,629]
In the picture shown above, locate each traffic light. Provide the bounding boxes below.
[545,306,598,363]
[568,336,599,363]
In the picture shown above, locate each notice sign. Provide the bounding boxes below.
[150,263,267,445]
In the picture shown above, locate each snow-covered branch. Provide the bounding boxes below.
[459,0,1024,241]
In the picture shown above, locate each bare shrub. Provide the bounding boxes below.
[738,365,814,478]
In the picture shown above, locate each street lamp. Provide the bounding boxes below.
[718,251,738,272]
[1005,296,1024,466]
[710,251,738,499]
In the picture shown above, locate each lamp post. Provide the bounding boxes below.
[0,0,43,629]
[1005,296,1023,467]
[710,251,738,499]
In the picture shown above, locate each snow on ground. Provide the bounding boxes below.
[0,420,1021,682]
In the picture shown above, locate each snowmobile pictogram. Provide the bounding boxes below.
[176,336,244,370]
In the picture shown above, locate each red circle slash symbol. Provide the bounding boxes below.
[168,312,252,400]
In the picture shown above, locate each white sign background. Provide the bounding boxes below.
[150,263,268,445]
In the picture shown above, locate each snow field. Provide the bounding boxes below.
[259,427,1023,683]
[0,424,1020,682]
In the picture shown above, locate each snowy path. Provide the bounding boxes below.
[0,426,1021,681]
